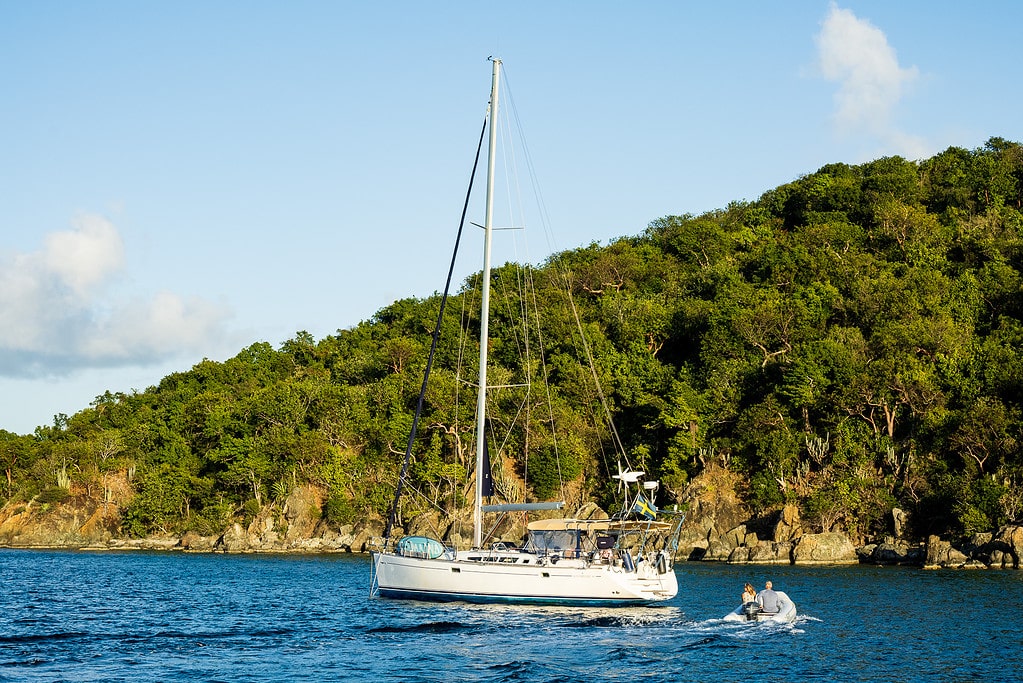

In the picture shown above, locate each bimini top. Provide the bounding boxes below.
[526,518,674,533]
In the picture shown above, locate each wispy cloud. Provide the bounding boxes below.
[0,213,231,378]
[816,3,928,158]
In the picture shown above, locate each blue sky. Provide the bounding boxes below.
[2,1,1021,435]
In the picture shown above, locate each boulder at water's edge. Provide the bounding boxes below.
[792,531,858,564]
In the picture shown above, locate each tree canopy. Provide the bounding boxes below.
[3,138,1022,543]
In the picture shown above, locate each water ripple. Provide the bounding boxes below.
[1,550,1021,682]
[367,620,473,635]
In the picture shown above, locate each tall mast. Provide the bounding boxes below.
[473,58,500,549]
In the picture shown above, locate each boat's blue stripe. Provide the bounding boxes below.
[376,587,651,606]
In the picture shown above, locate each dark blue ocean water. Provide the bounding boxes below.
[1,550,1019,682]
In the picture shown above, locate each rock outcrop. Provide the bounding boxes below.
[772,504,802,542]
[857,539,923,566]
[924,535,972,569]
[0,497,120,548]
[991,524,1023,569]
[727,540,793,564]
[676,466,750,561]
[792,532,858,565]
[938,524,1023,569]
[676,471,860,566]
[889,508,909,539]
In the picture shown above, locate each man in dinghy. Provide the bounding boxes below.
[756,580,780,614]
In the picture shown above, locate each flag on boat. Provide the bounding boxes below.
[632,494,657,520]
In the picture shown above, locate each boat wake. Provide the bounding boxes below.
[687,611,812,638]
[557,607,684,629]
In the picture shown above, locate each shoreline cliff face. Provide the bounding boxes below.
[2,471,1020,569]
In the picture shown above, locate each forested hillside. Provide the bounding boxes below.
[2,138,1021,544]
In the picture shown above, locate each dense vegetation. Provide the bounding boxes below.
[2,139,1022,543]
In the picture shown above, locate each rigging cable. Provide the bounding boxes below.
[383,113,490,542]
[494,75,570,502]
[502,69,631,481]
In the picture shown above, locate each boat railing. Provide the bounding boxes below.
[367,536,392,553]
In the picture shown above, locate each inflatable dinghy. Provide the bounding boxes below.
[723,591,797,624]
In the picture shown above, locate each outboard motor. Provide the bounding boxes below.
[742,602,763,622]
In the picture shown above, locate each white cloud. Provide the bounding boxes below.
[82,291,230,359]
[0,213,232,378]
[816,3,927,158]
[42,213,125,297]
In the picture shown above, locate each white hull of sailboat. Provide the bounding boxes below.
[372,551,678,605]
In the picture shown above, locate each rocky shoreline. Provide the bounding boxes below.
[687,510,1023,571]
[4,519,1020,572]
[671,467,1022,570]
[2,473,1020,570]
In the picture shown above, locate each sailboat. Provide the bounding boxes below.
[370,59,682,606]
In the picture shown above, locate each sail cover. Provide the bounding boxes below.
[397,536,446,559]
[481,440,494,498]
